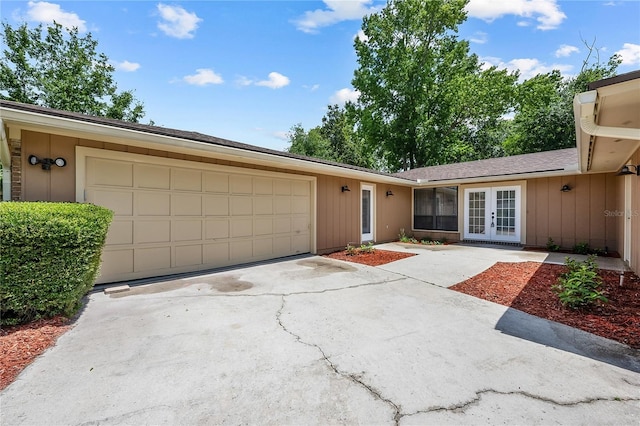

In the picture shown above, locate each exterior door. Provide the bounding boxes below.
[464,186,521,243]
[361,184,374,242]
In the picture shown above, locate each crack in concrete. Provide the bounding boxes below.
[403,388,640,419]
[275,296,403,425]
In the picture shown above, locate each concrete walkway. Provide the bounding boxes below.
[1,250,638,425]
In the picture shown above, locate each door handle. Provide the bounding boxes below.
[491,212,495,228]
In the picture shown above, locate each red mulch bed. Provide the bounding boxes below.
[324,249,416,266]
[451,262,640,349]
[0,316,71,390]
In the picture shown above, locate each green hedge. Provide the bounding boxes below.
[0,202,113,325]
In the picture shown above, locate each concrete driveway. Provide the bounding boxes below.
[2,245,639,425]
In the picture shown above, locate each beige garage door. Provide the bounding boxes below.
[79,148,313,283]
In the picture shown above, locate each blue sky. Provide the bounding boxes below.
[2,1,639,151]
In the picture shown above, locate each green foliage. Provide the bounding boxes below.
[572,242,591,255]
[346,243,357,256]
[350,0,517,171]
[398,228,410,243]
[420,239,443,245]
[552,256,607,309]
[0,202,113,325]
[0,22,144,122]
[546,237,560,252]
[360,242,375,253]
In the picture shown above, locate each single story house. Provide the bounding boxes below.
[1,71,638,282]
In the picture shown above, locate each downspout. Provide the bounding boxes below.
[0,119,11,201]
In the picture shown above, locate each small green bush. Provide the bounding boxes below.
[0,202,113,325]
[360,242,375,253]
[552,256,608,310]
[546,237,560,252]
[572,242,591,255]
[398,228,411,243]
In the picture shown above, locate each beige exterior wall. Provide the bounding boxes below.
[18,129,411,256]
[525,174,620,253]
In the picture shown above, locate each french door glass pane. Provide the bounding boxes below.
[495,190,516,236]
[468,191,486,234]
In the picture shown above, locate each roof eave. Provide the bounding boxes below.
[0,105,414,186]
[414,166,580,187]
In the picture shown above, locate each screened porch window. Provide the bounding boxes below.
[414,187,458,231]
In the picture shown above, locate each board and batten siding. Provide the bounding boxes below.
[525,174,620,252]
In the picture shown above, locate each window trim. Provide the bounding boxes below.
[412,186,459,232]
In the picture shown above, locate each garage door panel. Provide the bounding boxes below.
[254,198,273,215]
[204,196,229,216]
[292,180,309,196]
[173,220,202,242]
[274,180,291,195]
[86,154,312,283]
[175,245,203,267]
[231,219,252,237]
[274,236,291,253]
[230,175,252,194]
[292,197,309,214]
[135,247,171,272]
[136,164,170,189]
[274,217,291,234]
[172,194,202,216]
[137,192,170,216]
[291,216,309,233]
[204,243,229,263]
[254,218,273,236]
[275,197,291,214]
[292,235,310,253]
[91,190,133,216]
[206,220,229,239]
[204,172,229,193]
[231,240,253,260]
[254,238,272,257]
[106,220,133,245]
[101,250,134,275]
[231,197,252,215]
[136,220,171,244]
[254,178,273,195]
[173,169,202,192]
[87,158,133,187]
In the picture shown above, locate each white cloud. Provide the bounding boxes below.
[26,1,87,32]
[355,29,369,42]
[470,31,488,44]
[235,76,253,87]
[616,43,640,66]
[113,60,141,72]
[303,84,320,92]
[330,88,360,105]
[157,4,202,39]
[183,69,223,86]
[466,0,566,30]
[481,56,573,80]
[555,44,579,58]
[272,130,289,141]
[294,0,380,33]
[255,72,290,89]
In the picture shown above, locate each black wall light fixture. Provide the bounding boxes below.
[29,155,67,170]
[386,190,394,197]
[560,184,572,192]
[616,164,639,176]
[341,185,351,192]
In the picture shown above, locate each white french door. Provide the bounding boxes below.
[361,184,374,242]
[464,186,521,243]
[623,176,632,264]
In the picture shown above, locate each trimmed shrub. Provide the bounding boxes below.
[0,202,113,325]
[552,256,608,310]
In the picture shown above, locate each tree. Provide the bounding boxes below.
[350,0,516,171]
[319,104,375,168]
[0,22,144,122]
[504,42,620,155]
[286,124,332,159]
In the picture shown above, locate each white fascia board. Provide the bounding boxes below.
[0,107,413,186]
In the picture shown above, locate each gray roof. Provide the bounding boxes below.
[0,100,412,181]
[395,148,578,182]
